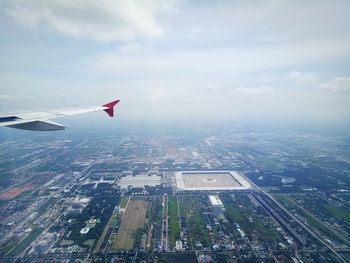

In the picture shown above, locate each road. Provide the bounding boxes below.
[161,195,169,251]
[266,191,348,263]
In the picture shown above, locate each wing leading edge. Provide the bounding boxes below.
[0,99,120,131]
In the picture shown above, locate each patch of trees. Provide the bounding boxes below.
[65,193,120,248]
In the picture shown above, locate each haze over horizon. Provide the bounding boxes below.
[1,0,350,124]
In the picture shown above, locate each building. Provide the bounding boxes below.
[209,195,224,207]
[118,174,161,191]
[209,195,225,216]
[175,171,252,192]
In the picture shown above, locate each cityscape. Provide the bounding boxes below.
[1,0,350,262]
[0,123,349,262]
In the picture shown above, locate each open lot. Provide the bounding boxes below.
[112,199,148,250]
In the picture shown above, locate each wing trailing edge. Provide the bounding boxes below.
[7,120,65,131]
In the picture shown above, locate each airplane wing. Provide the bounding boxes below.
[0,99,120,131]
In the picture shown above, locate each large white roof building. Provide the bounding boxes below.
[118,174,161,189]
[175,171,252,192]
[209,195,224,207]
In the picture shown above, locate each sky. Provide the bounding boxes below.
[0,0,350,124]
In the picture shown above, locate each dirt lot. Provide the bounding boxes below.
[112,198,148,250]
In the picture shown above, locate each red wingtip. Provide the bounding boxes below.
[102,99,120,117]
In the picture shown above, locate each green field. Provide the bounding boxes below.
[119,197,129,209]
[93,211,119,253]
[148,196,163,231]
[178,196,211,248]
[168,196,180,248]
[6,228,43,256]
[223,200,243,222]
[255,156,284,171]
[324,204,350,224]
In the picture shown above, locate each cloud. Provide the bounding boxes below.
[205,83,217,90]
[287,71,320,85]
[1,0,350,122]
[0,95,12,101]
[192,95,201,101]
[6,0,178,42]
[90,41,350,78]
[235,86,275,96]
[0,94,35,102]
[145,96,156,101]
[320,77,350,92]
[144,87,173,102]
[190,26,206,34]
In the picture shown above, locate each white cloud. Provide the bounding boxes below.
[287,71,320,85]
[0,95,12,101]
[205,83,217,90]
[90,41,350,78]
[192,95,201,101]
[320,77,350,92]
[145,96,156,101]
[6,0,178,42]
[235,86,275,96]
[0,94,34,102]
[144,87,173,102]
[1,0,350,122]
[190,26,206,34]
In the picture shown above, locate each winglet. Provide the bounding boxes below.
[102,99,120,117]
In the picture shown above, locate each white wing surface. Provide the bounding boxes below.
[0,99,120,131]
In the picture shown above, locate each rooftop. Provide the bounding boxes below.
[175,171,252,191]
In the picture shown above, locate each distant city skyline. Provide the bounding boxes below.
[0,0,349,123]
